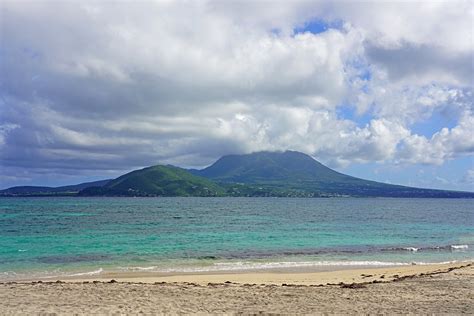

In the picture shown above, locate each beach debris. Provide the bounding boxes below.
[108,279,117,283]
[340,283,367,289]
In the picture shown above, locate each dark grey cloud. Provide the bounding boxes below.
[366,42,473,84]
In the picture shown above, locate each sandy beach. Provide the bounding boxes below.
[1,261,472,314]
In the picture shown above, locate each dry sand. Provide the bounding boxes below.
[1,262,473,314]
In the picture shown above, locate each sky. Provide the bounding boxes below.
[0,0,473,191]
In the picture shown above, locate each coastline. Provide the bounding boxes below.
[1,261,472,314]
[57,260,473,285]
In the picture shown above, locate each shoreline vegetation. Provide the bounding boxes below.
[2,261,472,314]
[2,151,474,198]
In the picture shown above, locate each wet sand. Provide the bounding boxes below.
[1,262,472,314]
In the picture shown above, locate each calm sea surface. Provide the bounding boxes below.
[0,197,472,280]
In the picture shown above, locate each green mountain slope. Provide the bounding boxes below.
[194,151,349,183]
[192,151,474,197]
[80,165,225,197]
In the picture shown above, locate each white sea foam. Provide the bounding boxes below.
[403,247,419,252]
[156,259,471,273]
[67,268,104,277]
[1,271,17,278]
[156,260,411,273]
[451,245,469,250]
[118,266,158,272]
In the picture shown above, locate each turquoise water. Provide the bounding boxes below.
[0,197,473,280]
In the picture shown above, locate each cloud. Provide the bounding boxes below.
[461,169,474,185]
[0,0,473,188]
[329,1,473,69]
[396,111,474,165]
[366,43,473,85]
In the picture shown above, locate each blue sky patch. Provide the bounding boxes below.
[293,18,343,35]
[411,110,458,138]
[337,103,373,127]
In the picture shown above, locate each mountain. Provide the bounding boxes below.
[192,151,474,198]
[194,151,349,183]
[2,151,473,198]
[79,165,225,197]
[0,179,111,196]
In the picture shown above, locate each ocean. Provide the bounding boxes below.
[0,197,472,280]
